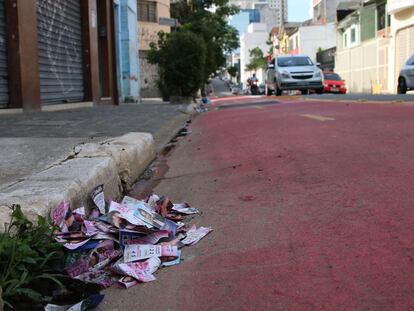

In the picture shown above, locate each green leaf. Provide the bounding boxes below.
[14,288,42,301]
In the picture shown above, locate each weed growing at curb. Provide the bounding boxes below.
[0,205,64,310]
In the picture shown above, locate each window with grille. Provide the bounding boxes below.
[138,0,157,22]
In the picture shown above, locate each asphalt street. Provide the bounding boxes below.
[100,94,414,310]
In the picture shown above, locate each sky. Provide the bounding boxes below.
[288,0,312,22]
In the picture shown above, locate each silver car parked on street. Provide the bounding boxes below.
[398,54,414,94]
[265,55,324,96]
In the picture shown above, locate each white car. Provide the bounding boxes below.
[398,54,414,94]
[265,55,324,96]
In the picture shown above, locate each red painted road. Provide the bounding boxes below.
[101,98,414,311]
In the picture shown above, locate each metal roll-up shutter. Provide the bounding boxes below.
[37,0,84,104]
[0,0,8,108]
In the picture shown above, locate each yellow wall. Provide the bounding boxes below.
[278,32,290,55]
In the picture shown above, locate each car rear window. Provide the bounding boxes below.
[277,57,313,67]
[323,73,342,80]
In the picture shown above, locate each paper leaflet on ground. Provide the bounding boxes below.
[44,294,104,311]
[75,270,114,288]
[92,232,119,243]
[62,237,93,250]
[121,196,168,229]
[123,244,179,262]
[50,201,70,232]
[48,185,211,305]
[119,230,169,249]
[172,203,199,215]
[91,184,106,214]
[162,219,178,237]
[118,276,139,288]
[109,200,168,229]
[66,240,120,277]
[162,250,182,267]
[72,207,86,216]
[146,194,160,211]
[82,220,99,237]
[109,201,150,228]
[181,226,213,245]
[116,257,161,283]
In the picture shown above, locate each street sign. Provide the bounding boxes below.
[159,18,177,27]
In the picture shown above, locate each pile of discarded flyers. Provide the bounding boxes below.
[48,184,212,308]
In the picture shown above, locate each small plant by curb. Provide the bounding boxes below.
[0,205,101,310]
[0,205,65,309]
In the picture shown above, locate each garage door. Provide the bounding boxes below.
[0,0,8,108]
[37,0,84,104]
[396,25,414,76]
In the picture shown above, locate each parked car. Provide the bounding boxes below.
[322,72,347,94]
[398,54,414,94]
[265,55,324,96]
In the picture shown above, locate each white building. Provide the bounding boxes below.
[230,0,287,28]
[287,23,336,61]
[240,23,269,87]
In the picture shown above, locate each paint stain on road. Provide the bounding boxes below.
[300,114,335,122]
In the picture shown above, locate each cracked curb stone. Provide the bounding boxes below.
[0,132,155,231]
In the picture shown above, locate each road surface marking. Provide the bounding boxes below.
[300,114,335,122]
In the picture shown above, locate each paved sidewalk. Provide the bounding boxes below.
[0,101,190,190]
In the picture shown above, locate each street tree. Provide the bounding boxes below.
[148,30,206,98]
[171,0,240,92]
[245,47,266,73]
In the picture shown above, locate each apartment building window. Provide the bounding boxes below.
[138,0,157,22]
[343,33,348,48]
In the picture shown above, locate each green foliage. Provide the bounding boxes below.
[245,47,266,72]
[227,65,238,78]
[149,30,206,97]
[0,205,64,309]
[171,0,239,84]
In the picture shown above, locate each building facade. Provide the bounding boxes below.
[137,0,171,98]
[387,0,414,92]
[0,0,141,110]
[335,0,392,93]
[286,23,336,61]
[240,23,268,86]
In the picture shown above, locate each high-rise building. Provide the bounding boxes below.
[230,0,288,29]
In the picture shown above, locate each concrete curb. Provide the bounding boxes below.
[0,132,155,230]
